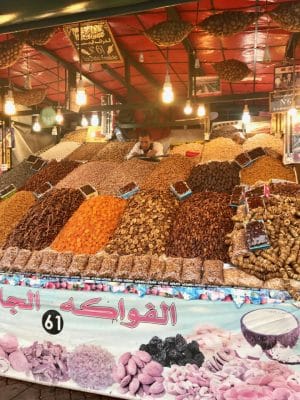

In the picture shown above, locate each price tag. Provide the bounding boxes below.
[42,310,64,335]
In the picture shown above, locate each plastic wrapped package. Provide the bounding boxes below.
[0,247,19,271]
[83,255,103,277]
[130,255,151,280]
[148,256,165,281]
[12,249,32,272]
[181,258,202,284]
[263,278,285,290]
[163,257,182,282]
[39,251,58,274]
[0,249,4,262]
[231,229,249,258]
[98,255,118,278]
[115,255,133,279]
[52,252,73,275]
[202,260,224,285]
[24,251,43,273]
[68,254,89,276]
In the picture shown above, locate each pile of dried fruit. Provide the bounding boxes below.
[269,182,300,197]
[0,191,36,248]
[61,129,87,143]
[201,138,243,163]
[65,142,107,161]
[106,190,178,255]
[167,192,234,260]
[21,160,80,192]
[51,195,127,254]
[243,133,283,155]
[200,11,257,36]
[39,141,80,161]
[56,161,120,193]
[228,196,300,285]
[142,155,194,191]
[240,156,295,185]
[5,189,84,250]
[187,161,240,194]
[0,160,37,189]
[93,142,133,162]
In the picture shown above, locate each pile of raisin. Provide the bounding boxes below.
[139,334,204,367]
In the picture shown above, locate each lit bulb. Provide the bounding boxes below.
[197,104,206,117]
[91,112,99,127]
[139,52,144,63]
[55,108,64,125]
[76,78,87,106]
[242,104,251,125]
[162,73,174,104]
[184,99,193,115]
[32,115,41,132]
[81,114,88,127]
[4,90,16,116]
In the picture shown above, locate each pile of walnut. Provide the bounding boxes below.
[227,196,300,298]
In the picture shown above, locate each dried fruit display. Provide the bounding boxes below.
[93,142,133,162]
[5,189,84,250]
[269,1,300,32]
[167,192,234,260]
[201,138,243,163]
[0,191,36,248]
[65,142,107,161]
[213,59,251,82]
[0,160,38,189]
[145,20,193,47]
[187,161,240,194]
[200,11,257,36]
[22,27,56,45]
[51,195,126,254]
[13,88,46,107]
[0,38,24,69]
[243,133,283,155]
[106,190,178,255]
[202,260,224,285]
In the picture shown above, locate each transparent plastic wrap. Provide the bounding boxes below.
[148,256,166,281]
[39,251,58,274]
[202,260,224,286]
[231,229,249,258]
[0,248,4,262]
[68,254,89,276]
[0,247,19,271]
[181,258,202,284]
[52,252,73,275]
[98,254,119,278]
[163,257,183,282]
[84,254,103,277]
[12,249,32,272]
[115,255,133,279]
[24,250,43,273]
[130,255,151,280]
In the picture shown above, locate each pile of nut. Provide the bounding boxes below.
[167,192,234,261]
[228,197,300,283]
[200,11,257,36]
[187,161,240,194]
[93,142,133,163]
[145,20,193,47]
[0,160,37,190]
[201,138,243,163]
[213,59,251,82]
[106,190,178,255]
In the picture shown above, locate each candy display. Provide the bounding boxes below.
[0,191,36,248]
[202,260,224,285]
[51,195,126,254]
[187,161,240,194]
[167,192,234,260]
[106,190,178,255]
[140,334,204,367]
[4,189,84,250]
[68,344,115,390]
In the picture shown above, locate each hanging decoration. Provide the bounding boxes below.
[213,59,251,82]
[64,21,123,63]
[145,20,193,47]
[16,27,57,46]
[0,38,24,69]
[199,11,258,36]
[269,2,300,32]
[13,88,46,107]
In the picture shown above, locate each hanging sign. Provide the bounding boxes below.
[269,90,300,112]
[194,75,221,97]
[64,21,123,64]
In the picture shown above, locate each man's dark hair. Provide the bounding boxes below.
[139,130,150,138]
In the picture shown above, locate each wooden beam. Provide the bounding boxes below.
[33,45,125,103]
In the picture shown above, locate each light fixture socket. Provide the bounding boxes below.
[262,45,271,63]
[139,52,144,63]
[55,107,64,125]
[32,114,41,132]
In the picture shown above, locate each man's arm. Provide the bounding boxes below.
[125,142,140,160]
[149,142,164,157]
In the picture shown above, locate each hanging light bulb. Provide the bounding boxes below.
[90,112,99,127]
[262,45,271,63]
[55,107,64,125]
[242,104,251,124]
[4,89,16,116]
[81,114,89,127]
[32,114,41,132]
[139,52,144,63]
[162,72,174,104]
[184,99,193,115]
[76,78,87,106]
[197,103,206,117]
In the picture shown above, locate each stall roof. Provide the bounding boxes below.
[0,0,297,110]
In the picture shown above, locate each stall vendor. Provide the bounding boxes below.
[125,131,164,160]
